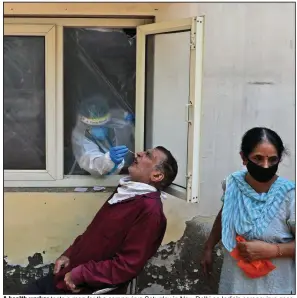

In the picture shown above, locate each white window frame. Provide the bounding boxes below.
[4,17,204,203]
[4,24,56,181]
[136,17,204,202]
[4,18,149,187]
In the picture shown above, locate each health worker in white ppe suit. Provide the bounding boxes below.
[71,97,135,176]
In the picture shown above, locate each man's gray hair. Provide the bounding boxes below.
[154,146,178,190]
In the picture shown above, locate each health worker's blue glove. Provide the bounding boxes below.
[109,146,128,165]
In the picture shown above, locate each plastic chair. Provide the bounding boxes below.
[92,277,138,295]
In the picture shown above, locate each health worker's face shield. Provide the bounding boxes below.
[79,106,111,144]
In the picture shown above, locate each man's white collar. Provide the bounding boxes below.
[108,176,166,204]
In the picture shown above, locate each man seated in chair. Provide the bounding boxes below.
[24,146,178,294]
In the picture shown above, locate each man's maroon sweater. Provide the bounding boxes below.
[54,190,166,291]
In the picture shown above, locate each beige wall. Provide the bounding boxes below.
[4,2,162,17]
[4,192,197,266]
[155,2,295,216]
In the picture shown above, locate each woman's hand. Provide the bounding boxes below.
[200,248,213,276]
[200,208,223,276]
[237,240,277,261]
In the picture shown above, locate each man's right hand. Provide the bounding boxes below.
[54,256,70,275]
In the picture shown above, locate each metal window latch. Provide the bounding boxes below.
[185,102,193,124]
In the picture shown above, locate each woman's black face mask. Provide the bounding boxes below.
[246,159,279,183]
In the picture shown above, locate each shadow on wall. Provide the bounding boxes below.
[4,217,223,294]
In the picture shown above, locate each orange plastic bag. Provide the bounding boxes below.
[230,235,276,278]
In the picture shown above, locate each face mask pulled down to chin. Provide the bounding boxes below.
[246,159,279,183]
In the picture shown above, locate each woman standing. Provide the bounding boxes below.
[201,127,295,294]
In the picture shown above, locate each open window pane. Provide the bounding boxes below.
[145,32,191,188]
[4,36,45,170]
[63,28,136,175]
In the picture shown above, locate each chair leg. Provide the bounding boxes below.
[92,287,118,295]
[126,277,138,294]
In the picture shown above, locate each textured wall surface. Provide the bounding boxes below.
[4,212,222,294]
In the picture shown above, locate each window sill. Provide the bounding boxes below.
[4,175,124,188]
